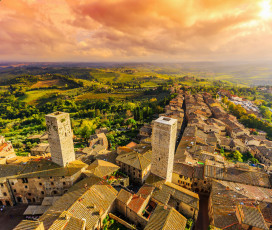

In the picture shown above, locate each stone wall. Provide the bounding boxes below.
[45,112,75,167]
[151,117,177,182]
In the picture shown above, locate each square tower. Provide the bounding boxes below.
[151,116,177,182]
[45,112,75,166]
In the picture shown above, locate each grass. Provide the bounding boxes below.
[76,91,141,100]
[19,89,62,104]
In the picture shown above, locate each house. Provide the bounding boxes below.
[144,205,187,230]
[208,180,272,230]
[139,124,152,138]
[18,176,118,230]
[30,143,50,156]
[89,133,108,150]
[0,136,16,162]
[116,185,155,228]
[0,159,88,206]
[151,182,199,220]
[204,160,271,188]
[172,163,194,190]
[251,146,272,166]
[116,148,152,184]
[218,137,248,153]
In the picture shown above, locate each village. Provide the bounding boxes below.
[0,88,272,230]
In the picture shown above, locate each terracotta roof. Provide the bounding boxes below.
[210,180,272,230]
[14,220,44,230]
[204,162,271,188]
[173,163,194,178]
[116,150,152,171]
[126,141,138,148]
[127,194,146,214]
[117,189,133,205]
[145,173,165,188]
[144,205,187,230]
[238,205,268,230]
[39,176,117,230]
[0,160,87,183]
[137,184,155,199]
[152,182,199,209]
[85,159,119,178]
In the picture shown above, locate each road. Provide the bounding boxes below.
[0,204,28,230]
[194,194,210,230]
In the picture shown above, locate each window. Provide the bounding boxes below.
[38,177,40,179]
[11,182,14,185]
[13,190,16,193]
[39,183,42,186]
[204,181,206,184]
[62,176,65,178]
[51,182,54,186]
[3,192,7,196]
[63,182,66,185]
[22,178,28,183]
[50,177,52,179]
[28,193,31,196]
[41,191,44,195]
[25,185,28,189]
[0,184,3,187]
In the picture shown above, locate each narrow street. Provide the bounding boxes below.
[194,195,210,230]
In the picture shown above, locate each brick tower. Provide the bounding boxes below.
[151,116,177,182]
[45,112,75,166]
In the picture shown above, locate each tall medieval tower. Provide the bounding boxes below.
[45,112,75,166]
[151,116,177,182]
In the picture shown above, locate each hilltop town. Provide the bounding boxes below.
[0,86,272,230]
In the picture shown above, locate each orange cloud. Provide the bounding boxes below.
[0,0,271,61]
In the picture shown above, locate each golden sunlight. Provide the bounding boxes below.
[259,0,272,19]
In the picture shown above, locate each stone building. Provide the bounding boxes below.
[0,136,16,163]
[0,160,87,206]
[116,147,152,184]
[209,180,272,230]
[151,116,177,182]
[45,112,75,167]
[89,133,108,150]
[30,143,50,156]
[14,175,118,230]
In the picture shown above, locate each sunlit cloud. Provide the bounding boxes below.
[0,0,271,62]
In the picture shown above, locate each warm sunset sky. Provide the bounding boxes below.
[0,0,272,62]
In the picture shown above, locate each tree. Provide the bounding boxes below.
[228,150,243,162]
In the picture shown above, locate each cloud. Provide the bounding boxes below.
[0,0,271,61]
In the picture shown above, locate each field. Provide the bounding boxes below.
[30,79,66,88]
[76,91,141,100]
[18,89,62,104]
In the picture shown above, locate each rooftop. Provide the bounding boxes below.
[0,159,87,183]
[144,205,187,230]
[154,116,177,126]
[152,182,199,209]
[39,175,117,229]
[84,159,119,178]
[116,150,152,171]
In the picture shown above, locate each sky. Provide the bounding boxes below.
[0,0,272,62]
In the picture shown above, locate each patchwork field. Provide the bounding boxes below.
[18,89,62,104]
[30,79,66,88]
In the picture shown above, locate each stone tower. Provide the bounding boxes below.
[45,111,75,166]
[151,116,177,182]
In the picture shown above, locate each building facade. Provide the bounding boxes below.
[151,117,177,182]
[45,112,75,166]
